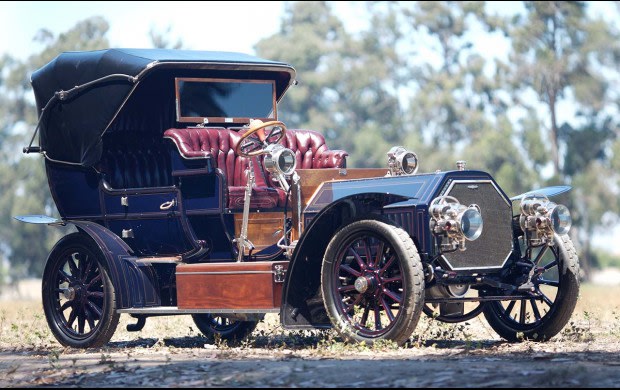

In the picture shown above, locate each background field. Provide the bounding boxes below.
[1,281,619,387]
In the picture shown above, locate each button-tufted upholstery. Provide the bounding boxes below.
[101,136,173,189]
[164,128,280,209]
[164,127,348,210]
[280,129,348,170]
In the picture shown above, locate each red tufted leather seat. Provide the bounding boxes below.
[280,129,348,169]
[164,127,348,209]
[164,128,280,209]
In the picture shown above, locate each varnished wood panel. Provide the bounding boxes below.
[290,168,387,239]
[233,212,283,251]
[176,261,288,310]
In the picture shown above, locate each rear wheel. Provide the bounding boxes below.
[192,314,259,344]
[321,220,424,346]
[483,234,579,341]
[42,233,119,348]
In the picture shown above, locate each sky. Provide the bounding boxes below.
[0,1,287,59]
[1,1,620,252]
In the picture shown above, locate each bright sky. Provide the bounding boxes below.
[0,1,374,60]
[0,1,287,59]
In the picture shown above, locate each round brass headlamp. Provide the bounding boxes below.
[387,146,418,176]
[264,144,296,176]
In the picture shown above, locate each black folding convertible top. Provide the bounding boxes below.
[30,49,295,166]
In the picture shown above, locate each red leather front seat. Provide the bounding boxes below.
[164,128,279,209]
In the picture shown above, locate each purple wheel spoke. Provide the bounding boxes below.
[380,297,395,322]
[530,299,542,321]
[60,300,74,312]
[344,294,364,314]
[544,260,558,271]
[364,238,373,268]
[532,246,548,267]
[360,305,370,327]
[67,308,78,329]
[86,274,102,290]
[87,291,104,299]
[67,256,79,277]
[374,241,385,268]
[519,300,527,324]
[538,279,559,287]
[383,288,402,304]
[374,304,382,330]
[340,264,361,278]
[81,256,93,283]
[58,270,75,284]
[77,254,89,281]
[338,285,358,293]
[78,310,86,334]
[84,306,96,330]
[87,300,103,319]
[537,289,554,307]
[348,247,366,271]
[379,255,396,275]
[505,300,516,318]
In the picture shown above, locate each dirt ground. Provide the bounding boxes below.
[1,283,620,388]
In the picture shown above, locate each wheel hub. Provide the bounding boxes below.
[354,275,378,293]
[62,287,77,301]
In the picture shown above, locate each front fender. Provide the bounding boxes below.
[510,185,571,202]
[70,221,160,309]
[280,192,410,329]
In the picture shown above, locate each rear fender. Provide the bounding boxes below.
[280,193,410,329]
[69,221,160,309]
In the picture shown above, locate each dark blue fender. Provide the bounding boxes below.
[280,192,411,329]
[71,221,160,309]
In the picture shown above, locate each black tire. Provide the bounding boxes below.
[321,220,424,346]
[42,232,119,348]
[192,314,259,344]
[483,234,579,342]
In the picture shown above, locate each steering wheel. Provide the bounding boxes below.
[236,120,287,157]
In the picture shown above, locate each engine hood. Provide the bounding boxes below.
[304,170,507,213]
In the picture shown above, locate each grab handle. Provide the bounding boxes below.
[160,199,177,210]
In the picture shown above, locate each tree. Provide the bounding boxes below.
[402,1,508,145]
[149,25,183,49]
[508,1,617,178]
[507,1,620,277]
[0,17,110,281]
[255,1,405,167]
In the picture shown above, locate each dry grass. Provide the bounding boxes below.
[0,283,618,352]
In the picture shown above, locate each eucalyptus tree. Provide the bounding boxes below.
[507,1,620,275]
[255,1,405,167]
[0,17,110,279]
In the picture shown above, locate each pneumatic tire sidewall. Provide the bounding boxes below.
[321,219,424,346]
[42,232,119,348]
[483,234,579,342]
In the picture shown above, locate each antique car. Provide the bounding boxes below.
[17,49,579,348]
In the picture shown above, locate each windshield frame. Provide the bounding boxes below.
[175,77,277,125]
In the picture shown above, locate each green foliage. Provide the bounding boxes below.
[0,17,110,280]
[255,1,404,167]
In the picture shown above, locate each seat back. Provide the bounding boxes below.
[101,135,172,189]
[281,129,332,169]
[163,128,269,188]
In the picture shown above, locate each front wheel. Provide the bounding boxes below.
[321,220,424,346]
[483,234,579,342]
[42,233,119,348]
